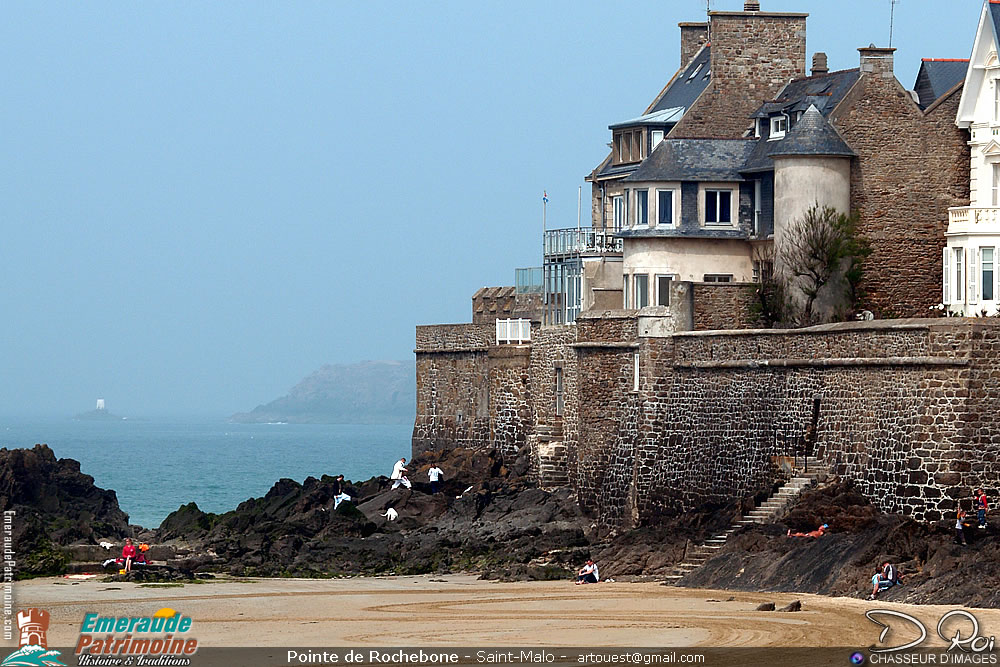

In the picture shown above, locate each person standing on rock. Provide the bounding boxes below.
[391,457,411,490]
[428,464,444,494]
[975,489,989,529]
[955,510,969,545]
[332,474,352,509]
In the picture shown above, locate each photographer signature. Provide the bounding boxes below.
[867,609,996,653]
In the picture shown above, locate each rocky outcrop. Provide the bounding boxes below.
[0,444,131,576]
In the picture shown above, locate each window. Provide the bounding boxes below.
[752,261,773,283]
[992,164,1000,207]
[705,189,733,225]
[634,274,649,308]
[625,133,633,162]
[955,247,964,303]
[636,190,648,226]
[703,274,733,283]
[995,80,1000,123]
[612,195,624,231]
[615,133,623,163]
[657,189,674,226]
[634,130,643,160]
[623,275,629,308]
[755,118,762,138]
[770,115,787,139]
[633,352,640,392]
[651,129,664,150]
[943,247,951,305]
[656,275,672,306]
[984,247,995,301]
[753,180,763,235]
[555,367,564,416]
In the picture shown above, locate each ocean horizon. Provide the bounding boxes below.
[0,417,412,529]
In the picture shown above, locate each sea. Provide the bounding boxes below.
[0,417,412,529]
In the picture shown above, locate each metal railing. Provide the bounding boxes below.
[544,228,623,257]
[496,318,531,344]
[515,267,543,294]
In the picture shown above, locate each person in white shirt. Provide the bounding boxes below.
[391,457,411,489]
[575,559,599,584]
[428,465,444,494]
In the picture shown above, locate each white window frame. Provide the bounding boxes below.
[992,163,1000,207]
[753,179,763,235]
[769,114,788,140]
[634,273,649,309]
[970,248,979,305]
[655,187,679,227]
[650,129,664,150]
[655,274,674,306]
[623,274,630,308]
[612,195,625,232]
[994,78,1000,123]
[943,247,951,305]
[954,247,965,303]
[700,184,736,227]
[636,189,649,227]
[703,274,734,283]
[983,247,996,302]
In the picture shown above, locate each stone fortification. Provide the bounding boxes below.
[414,316,1000,529]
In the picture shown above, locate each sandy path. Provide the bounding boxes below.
[8,575,1000,648]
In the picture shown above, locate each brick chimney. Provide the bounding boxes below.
[679,22,708,65]
[859,45,895,79]
[744,0,761,10]
[812,52,829,76]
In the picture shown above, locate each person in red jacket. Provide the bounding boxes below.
[121,538,137,572]
[976,489,989,529]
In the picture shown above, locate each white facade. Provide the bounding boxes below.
[948,1,1000,314]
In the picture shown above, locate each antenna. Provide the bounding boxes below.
[889,0,900,48]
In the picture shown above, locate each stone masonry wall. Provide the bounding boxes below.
[573,319,1000,529]
[692,282,763,331]
[527,326,579,482]
[671,12,806,139]
[830,53,970,318]
[488,346,532,457]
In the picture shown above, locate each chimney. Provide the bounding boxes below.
[811,52,829,76]
[744,0,761,10]
[859,44,895,79]
[679,22,708,66]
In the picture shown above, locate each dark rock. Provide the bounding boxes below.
[756,602,776,611]
[778,600,802,612]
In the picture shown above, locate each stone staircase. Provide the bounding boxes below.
[662,456,829,585]
[536,418,569,489]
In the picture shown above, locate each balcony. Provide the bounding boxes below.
[948,206,1000,235]
[543,228,623,258]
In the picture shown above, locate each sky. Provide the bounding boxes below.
[0,0,986,419]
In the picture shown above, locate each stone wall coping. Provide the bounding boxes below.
[571,342,641,349]
[414,347,489,354]
[416,323,487,330]
[673,356,970,370]
[671,317,1000,339]
[708,10,808,18]
[577,310,638,320]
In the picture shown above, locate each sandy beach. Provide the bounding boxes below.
[11,574,1000,649]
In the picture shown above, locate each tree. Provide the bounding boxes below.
[779,204,870,326]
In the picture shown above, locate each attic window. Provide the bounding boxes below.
[688,64,703,81]
[770,115,788,140]
[703,68,710,79]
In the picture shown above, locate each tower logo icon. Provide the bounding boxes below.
[1,608,64,666]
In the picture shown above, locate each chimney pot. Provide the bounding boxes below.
[812,52,829,76]
[744,0,761,10]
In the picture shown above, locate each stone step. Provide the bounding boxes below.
[705,538,727,544]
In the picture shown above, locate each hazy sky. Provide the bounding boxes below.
[0,0,984,418]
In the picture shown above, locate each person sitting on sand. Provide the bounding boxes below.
[121,538,137,573]
[868,561,901,599]
[787,523,828,538]
[575,559,599,585]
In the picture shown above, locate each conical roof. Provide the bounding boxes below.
[767,105,855,159]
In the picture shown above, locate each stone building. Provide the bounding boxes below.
[946,1,1000,315]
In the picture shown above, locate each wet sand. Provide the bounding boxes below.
[10,574,1000,648]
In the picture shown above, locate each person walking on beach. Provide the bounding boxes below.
[428,464,444,494]
[955,510,969,545]
[391,457,411,490]
[975,489,989,529]
[575,559,599,585]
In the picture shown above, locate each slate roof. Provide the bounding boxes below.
[624,139,755,182]
[649,45,712,114]
[766,105,856,159]
[609,107,685,130]
[913,59,969,108]
[750,68,860,119]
